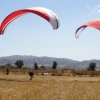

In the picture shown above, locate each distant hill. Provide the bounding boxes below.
[0,55,100,69]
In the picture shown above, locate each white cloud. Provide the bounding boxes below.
[88,5,100,16]
[93,5,100,14]
[87,5,90,8]
[98,10,100,13]
[87,13,90,16]
[97,5,100,8]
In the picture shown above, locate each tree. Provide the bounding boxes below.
[15,60,24,68]
[86,67,91,71]
[5,63,13,68]
[34,62,38,69]
[88,62,96,71]
[52,61,57,69]
[40,65,46,70]
[0,65,5,68]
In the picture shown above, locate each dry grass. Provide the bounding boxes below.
[0,73,100,100]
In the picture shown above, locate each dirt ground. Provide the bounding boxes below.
[0,73,100,100]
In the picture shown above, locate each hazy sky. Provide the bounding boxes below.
[0,0,100,61]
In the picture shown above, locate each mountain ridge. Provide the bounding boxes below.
[0,55,100,69]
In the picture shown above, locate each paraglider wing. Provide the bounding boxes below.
[75,19,100,39]
[0,7,60,35]
[75,25,87,39]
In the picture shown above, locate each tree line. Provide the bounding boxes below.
[0,60,58,70]
[0,60,97,71]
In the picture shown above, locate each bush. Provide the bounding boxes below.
[89,71,96,77]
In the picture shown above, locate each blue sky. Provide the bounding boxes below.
[0,0,100,61]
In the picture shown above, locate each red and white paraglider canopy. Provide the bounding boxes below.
[75,19,100,39]
[0,7,60,34]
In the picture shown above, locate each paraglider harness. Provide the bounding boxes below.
[6,67,9,75]
[28,71,34,80]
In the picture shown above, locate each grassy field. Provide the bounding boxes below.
[0,72,100,100]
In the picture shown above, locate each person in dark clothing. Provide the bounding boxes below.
[28,70,34,80]
[6,67,9,75]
